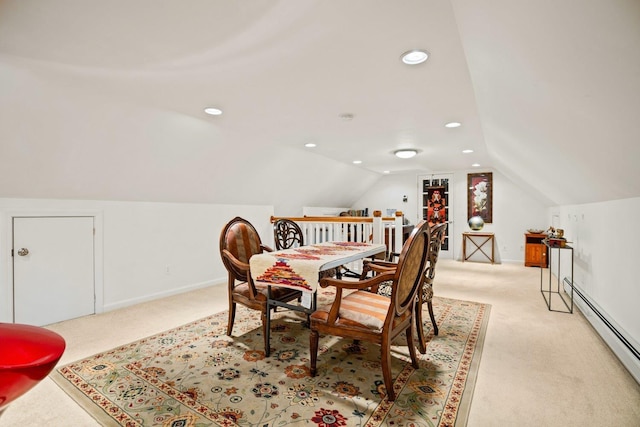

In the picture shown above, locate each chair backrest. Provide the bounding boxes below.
[425,222,448,282]
[389,220,431,315]
[273,219,304,250]
[219,217,264,281]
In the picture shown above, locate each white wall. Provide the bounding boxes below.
[351,173,421,224]
[355,172,640,380]
[0,198,274,322]
[352,169,548,263]
[552,198,640,381]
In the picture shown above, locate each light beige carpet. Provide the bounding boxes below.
[3,260,640,426]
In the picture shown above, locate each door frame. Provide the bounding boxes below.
[2,210,104,323]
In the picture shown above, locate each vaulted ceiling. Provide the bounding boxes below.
[1,0,638,212]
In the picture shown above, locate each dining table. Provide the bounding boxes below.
[250,241,386,355]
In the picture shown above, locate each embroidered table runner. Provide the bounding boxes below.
[250,241,386,292]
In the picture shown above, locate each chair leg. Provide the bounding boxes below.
[380,341,396,401]
[310,329,319,377]
[227,302,236,336]
[427,300,439,336]
[415,297,427,354]
[406,324,419,369]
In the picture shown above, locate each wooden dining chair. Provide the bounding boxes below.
[273,218,304,250]
[309,220,430,401]
[360,222,448,354]
[415,222,447,351]
[219,217,302,353]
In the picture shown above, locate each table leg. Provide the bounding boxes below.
[462,235,467,262]
[266,286,272,357]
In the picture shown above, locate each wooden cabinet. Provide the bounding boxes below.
[525,233,548,267]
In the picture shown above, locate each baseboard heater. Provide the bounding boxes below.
[565,277,640,363]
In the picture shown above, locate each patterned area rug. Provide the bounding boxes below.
[52,290,490,426]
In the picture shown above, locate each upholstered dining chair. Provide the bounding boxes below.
[415,222,447,351]
[219,217,302,353]
[309,220,430,401]
[360,222,448,354]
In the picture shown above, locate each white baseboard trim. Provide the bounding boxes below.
[565,278,640,384]
[103,277,227,312]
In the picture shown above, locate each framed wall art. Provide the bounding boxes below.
[467,172,492,223]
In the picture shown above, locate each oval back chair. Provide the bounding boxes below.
[414,221,448,352]
[219,217,302,353]
[309,220,431,401]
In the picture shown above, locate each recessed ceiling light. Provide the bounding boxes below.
[401,50,429,65]
[394,149,418,159]
[445,122,461,128]
[305,143,317,148]
[339,113,354,121]
[472,163,481,167]
[204,107,223,116]
[353,160,362,164]
[383,170,390,174]
[462,149,474,154]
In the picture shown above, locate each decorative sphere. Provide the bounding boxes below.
[468,216,484,231]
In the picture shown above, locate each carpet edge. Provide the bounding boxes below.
[50,369,118,426]
[455,303,491,427]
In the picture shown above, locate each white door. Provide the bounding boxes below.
[13,216,95,326]
[418,174,454,259]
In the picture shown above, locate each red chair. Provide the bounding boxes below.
[0,323,66,416]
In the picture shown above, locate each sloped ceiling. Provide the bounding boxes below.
[0,1,638,213]
[452,0,640,205]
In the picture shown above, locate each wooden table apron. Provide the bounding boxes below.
[249,241,386,355]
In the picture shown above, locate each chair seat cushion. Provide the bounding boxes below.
[311,290,393,331]
[232,282,301,302]
[422,283,433,302]
[339,291,390,329]
[377,280,393,297]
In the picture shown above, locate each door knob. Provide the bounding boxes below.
[17,248,29,256]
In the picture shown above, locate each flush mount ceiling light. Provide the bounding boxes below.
[204,107,223,116]
[352,160,362,164]
[462,149,474,154]
[445,121,461,128]
[394,149,418,159]
[472,163,481,167]
[304,143,317,148]
[401,49,429,65]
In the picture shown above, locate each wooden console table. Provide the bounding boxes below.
[462,232,495,264]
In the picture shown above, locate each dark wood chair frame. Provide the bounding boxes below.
[361,222,448,354]
[273,218,304,250]
[309,221,431,401]
[219,216,302,354]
